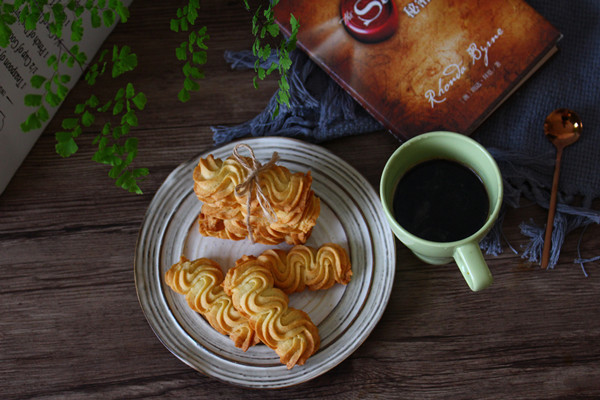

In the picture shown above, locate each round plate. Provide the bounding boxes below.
[134,137,395,388]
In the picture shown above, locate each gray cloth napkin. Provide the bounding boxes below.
[212,0,600,274]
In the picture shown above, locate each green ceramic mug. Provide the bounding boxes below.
[380,131,503,291]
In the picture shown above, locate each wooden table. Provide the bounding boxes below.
[2,1,599,399]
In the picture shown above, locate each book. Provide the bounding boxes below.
[0,1,132,195]
[273,0,562,141]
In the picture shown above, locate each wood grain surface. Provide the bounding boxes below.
[1,1,599,399]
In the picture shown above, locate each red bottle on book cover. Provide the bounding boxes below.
[341,0,398,43]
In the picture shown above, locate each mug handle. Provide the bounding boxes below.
[453,242,493,291]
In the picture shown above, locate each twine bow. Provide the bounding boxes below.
[232,143,279,242]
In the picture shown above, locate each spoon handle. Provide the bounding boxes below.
[541,147,564,269]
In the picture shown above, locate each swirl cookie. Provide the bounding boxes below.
[248,243,352,294]
[223,257,320,369]
[192,152,320,245]
[164,257,259,351]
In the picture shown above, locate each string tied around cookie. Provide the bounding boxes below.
[232,143,279,242]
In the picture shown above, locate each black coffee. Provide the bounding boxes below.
[393,159,489,242]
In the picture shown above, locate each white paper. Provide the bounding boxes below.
[0,0,132,195]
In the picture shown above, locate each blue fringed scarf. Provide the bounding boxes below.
[211,0,600,275]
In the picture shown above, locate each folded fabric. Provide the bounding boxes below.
[212,0,600,274]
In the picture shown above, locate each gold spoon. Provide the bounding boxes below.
[541,108,582,269]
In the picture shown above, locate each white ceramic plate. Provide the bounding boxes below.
[134,137,395,388]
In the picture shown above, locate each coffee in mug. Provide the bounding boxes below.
[380,131,503,292]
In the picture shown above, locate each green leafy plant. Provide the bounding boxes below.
[170,0,209,103]
[55,45,149,194]
[244,0,299,116]
[0,0,297,193]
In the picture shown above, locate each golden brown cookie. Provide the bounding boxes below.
[252,243,352,294]
[164,257,259,351]
[222,257,320,368]
[192,153,320,245]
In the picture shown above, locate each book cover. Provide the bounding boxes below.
[274,0,562,140]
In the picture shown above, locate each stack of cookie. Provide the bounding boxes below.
[192,145,320,245]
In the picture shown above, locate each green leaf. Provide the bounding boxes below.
[75,6,85,18]
[55,137,79,157]
[187,7,198,24]
[170,18,179,32]
[112,125,123,139]
[86,94,100,108]
[272,103,280,118]
[37,105,49,122]
[266,62,278,75]
[75,50,87,64]
[180,17,188,32]
[0,22,12,48]
[278,88,289,105]
[24,94,42,107]
[56,131,74,143]
[61,118,79,130]
[99,100,112,113]
[175,45,187,61]
[109,160,126,179]
[279,55,292,70]
[121,123,130,136]
[126,82,134,99]
[187,64,204,79]
[124,137,138,153]
[74,103,86,114]
[290,14,299,32]
[25,13,38,31]
[81,110,95,127]
[116,2,129,23]
[71,18,84,42]
[91,9,101,28]
[189,31,197,48]
[133,167,149,178]
[21,113,42,131]
[266,23,279,37]
[72,125,83,138]
[92,147,114,164]
[178,88,190,102]
[114,87,125,101]
[85,69,99,85]
[103,9,115,27]
[47,55,58,67]
[257,67,266,80]
[132,92,147,110]
[183,77,200,91]
[122,111,138,126]
[112,46,137,77]
[192,51,207,65]
[102,122,112,136]
[56,83,68,100]
[113,170,139,194]
[113,100,124,115]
